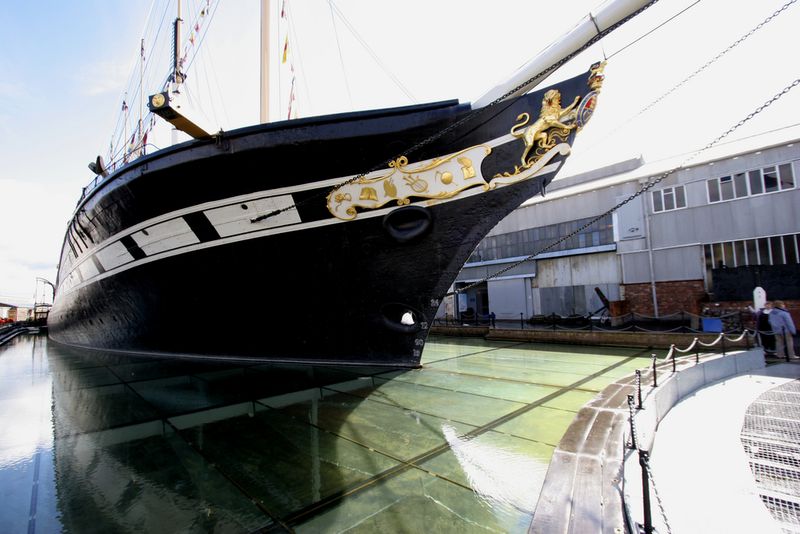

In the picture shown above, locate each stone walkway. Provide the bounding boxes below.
[649,363,800,534]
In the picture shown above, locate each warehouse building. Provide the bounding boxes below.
[444,125,800,323]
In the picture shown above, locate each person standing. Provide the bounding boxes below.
[755,302,776,357]
[769,301,797,359]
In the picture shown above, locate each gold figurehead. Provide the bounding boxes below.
[509,89,580,171]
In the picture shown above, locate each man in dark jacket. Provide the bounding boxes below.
[768,301,797,359]
[756,302,776,356]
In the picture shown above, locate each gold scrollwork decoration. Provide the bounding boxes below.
[327,145,491,220]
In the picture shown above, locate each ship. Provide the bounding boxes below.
[48,0,654,367]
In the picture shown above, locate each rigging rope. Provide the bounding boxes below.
[250,0,663,223]
[104,0,222,174]
[328,0,354,109]
[586,0,797,154]
[446,77,800,297]
[606,0,701,60]
[327,0,418,104]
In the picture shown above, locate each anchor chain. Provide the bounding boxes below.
[447,77,800,297]
[250,1,662,223]
[607,0,797,131]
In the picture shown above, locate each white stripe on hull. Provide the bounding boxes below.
[56,135,565,298]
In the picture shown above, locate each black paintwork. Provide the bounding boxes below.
[49,69,595,366]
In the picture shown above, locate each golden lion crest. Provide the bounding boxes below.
[504,89,580,175]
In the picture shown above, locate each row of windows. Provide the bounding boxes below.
[651,160,796,213]
[468,214,614,263]
[703,233,800,270]
[707,163,795,203]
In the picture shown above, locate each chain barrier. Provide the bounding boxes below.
[491,310,756,333]
[635,369,643,409]
[600,0,797,140]
[625,325,761,532]
[627,394,640,450]
[642,454,674,534]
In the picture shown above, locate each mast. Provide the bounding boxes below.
[173,0,184,86]
[139,38,144,155]
[147,0,213,139]
[260,0,271,123]
[472,0,655,108]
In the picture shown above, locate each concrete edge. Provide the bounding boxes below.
[529,348,764,534]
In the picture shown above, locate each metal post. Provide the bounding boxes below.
[671,349,676,373]
[746,330,751,349]
[721,335,726,356]
[651,353,658,388]
[627,394,637,450]
[520,312,524,330]
[635,370,643,409]
[639,450,654,534]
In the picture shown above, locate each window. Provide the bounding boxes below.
[745,239,758,264]
[779,163,795,189]
[722,242,734,267]
[704,233,800,268]
[734,241,746,267]
[784,235,798,264]
[467,214,615,262]
[707,180,720,202]
[764,167,779,193]
[719,176,734,201]
[652,185,687,213]
[748,170,763,194]
[770,236,785,264]
[733,173,748,197]
[758,239,771,264]
[707,161,796,203]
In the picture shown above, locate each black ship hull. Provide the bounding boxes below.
[49,68,602,366]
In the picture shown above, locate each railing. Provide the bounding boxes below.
[0,322,32,346]
[434,309,757,334]
[531,310,748,333]
[626,330,757,533]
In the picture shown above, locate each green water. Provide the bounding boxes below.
[0,334,649,533]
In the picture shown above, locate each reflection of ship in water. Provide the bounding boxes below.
[47,339,561,531]
[49,343,399,531]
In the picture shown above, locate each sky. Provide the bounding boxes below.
[1,0,798,305]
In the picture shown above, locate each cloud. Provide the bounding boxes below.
[77,58,136,96]
[0,80,26,100]
[0,179,73,298]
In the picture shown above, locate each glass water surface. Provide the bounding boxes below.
[0,334,648,533]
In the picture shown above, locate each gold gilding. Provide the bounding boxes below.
[588,61,607,91]
[359,187,378,201]
[326,65,607,220]
[327,146,492,220]
[458,157,476,179]
[502,89,579,176]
